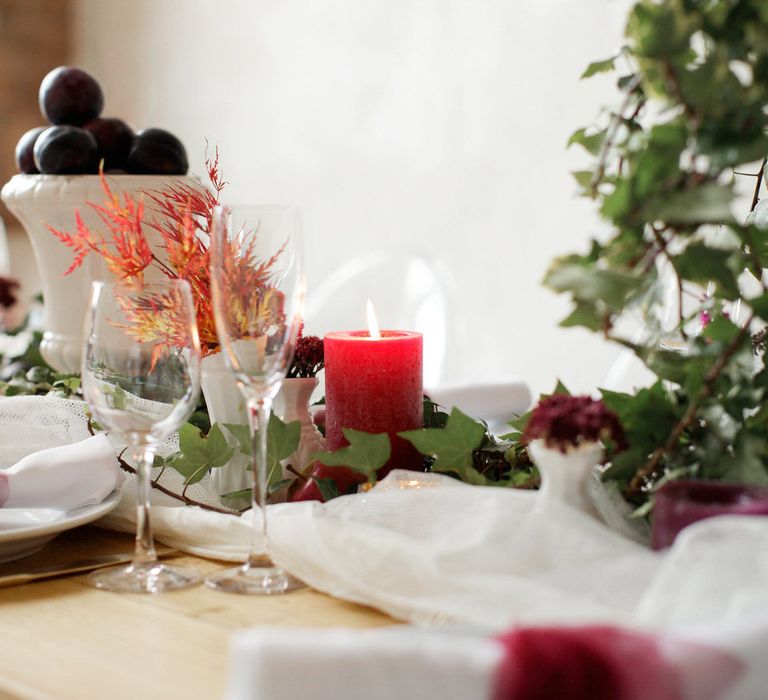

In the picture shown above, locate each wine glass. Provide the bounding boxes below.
[82,279,202,593]
[206,204,305,594]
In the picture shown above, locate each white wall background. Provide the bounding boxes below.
[74,0,633,397]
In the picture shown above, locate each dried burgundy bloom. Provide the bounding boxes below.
[288,332,324,378]
[0,276,19,309]
[524,394,627,453]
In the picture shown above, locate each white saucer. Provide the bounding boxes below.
[0,490,122,564]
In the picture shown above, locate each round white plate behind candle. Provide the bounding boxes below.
[425,379,532,434]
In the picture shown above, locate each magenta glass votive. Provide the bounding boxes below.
[651,479,768,550]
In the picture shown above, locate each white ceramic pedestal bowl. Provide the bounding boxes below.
[1,174,200,373]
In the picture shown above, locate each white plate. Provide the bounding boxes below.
[0,491,122,564]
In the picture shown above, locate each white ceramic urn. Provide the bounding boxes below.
[1,174,199,372]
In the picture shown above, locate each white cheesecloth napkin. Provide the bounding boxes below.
[98,470,768,630]
[0,397,123,527]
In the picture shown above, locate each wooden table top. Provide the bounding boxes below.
[0,526,395,700]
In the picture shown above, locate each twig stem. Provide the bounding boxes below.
[750,158,767,212]
[628,314,755,493]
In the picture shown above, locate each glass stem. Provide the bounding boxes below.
[247,396,273,568]
[131,444,158,568]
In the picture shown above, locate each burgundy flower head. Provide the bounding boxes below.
[0,276,19,309]
[288,331,324,378]
[524,394,627,453]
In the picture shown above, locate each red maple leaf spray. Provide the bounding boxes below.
[48,149,282,360]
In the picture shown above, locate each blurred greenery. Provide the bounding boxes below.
[549,0,768,510]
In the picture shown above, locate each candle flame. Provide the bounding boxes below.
[366,299,381,339]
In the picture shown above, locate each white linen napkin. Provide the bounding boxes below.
[226,626,502,700]
[0,434,123,516]
[226,620,761,700]
[0,434,122,509]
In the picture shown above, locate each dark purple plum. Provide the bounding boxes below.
[125,128,188,175]
[39,66,104,126]
[84,117,134,170]
[14,126,47,173]
[33,126,99,174]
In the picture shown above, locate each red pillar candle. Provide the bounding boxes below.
[324,330,423,475]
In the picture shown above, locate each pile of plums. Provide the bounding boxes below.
[15,66,188,176]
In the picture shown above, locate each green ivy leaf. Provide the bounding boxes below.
[601,381,681,452]
[626,0,699,59]
[312,477,339,501]
[600,180,634,221]
[580,56,616,79]
[719,433,768,485]
[673,243,740,299]
[423,396,449,428]
[269,478,293,494]
[26,366,52,383]
[169,423,235,485]
[617,73,637,90]
[559,302,604,331]
[545,256,645,310]
[400,408,486,485]
[312,429,391,483]
[223,423,251,455]
[267,413,301,472]
[701,316,739,343]
[748,293,768,320]
[571,170,595,189]
[52,376,81,394]
[648,183,735,224]
[505,380,570,436]
[223,414,300,477]
[603,447,647,482]
[104,383,127,410]
[567,127,606,155]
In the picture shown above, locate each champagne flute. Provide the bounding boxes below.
[206,205,305,594]
[82,279,202,593]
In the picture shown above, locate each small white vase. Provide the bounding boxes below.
[200,351,252,497]
[527,439,603,517]
[274,376,325,475]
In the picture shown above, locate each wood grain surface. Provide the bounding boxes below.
[0,527,395,700]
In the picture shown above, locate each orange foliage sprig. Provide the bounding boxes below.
[50,179,152,279]
[48,149,280,358]
[113,285,196,371]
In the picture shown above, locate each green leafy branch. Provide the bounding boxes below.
[98,414,301,514]
[549,0,768,504]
